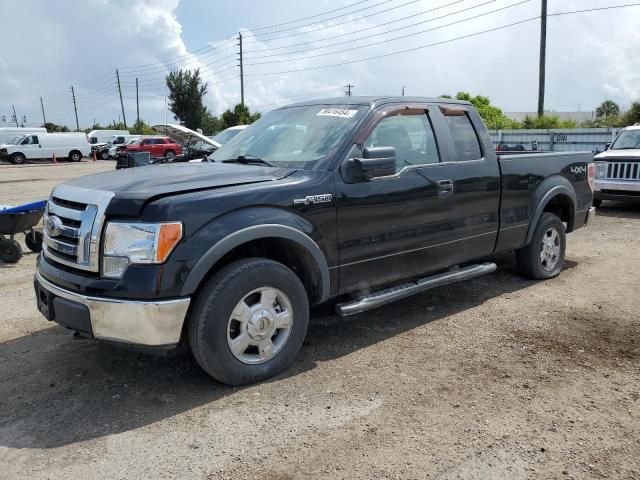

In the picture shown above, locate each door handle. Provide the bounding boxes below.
[437,179,454,198]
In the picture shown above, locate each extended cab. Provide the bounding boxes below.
[34,97,595,385]
[592,124,640,206]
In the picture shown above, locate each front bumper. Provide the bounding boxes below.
[593,179,640,201]
[34,270,190,347]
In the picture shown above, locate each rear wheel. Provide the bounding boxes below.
[189,258,309,386]
[593,198,603,208]
[165,149,175,160]
[516,213,566,280]
[0,239,23,263]
[10,153,26,165]
[69,150,82,162]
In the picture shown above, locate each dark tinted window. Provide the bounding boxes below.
[364,113,439,171]
[446,114,482,161]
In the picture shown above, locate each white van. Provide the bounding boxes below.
[0,132,90,164]
[0,127,47,145]
[87,129,130,146]
[99,134,139,159]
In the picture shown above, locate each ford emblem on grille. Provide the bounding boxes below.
[45,215,63,237]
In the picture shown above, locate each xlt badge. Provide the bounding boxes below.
[293,194,333,206]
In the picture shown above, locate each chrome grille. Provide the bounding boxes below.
[604,162,640,180]
[42,184,115,272]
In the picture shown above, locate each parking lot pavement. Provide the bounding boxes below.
[0,162,639,479]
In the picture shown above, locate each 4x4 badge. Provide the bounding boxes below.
[293,194,333,206]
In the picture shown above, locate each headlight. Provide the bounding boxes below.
[102,222,183,278]
[595,161,607,179]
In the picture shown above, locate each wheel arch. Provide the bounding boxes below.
[525,177,577,246]
[180,224,330,304]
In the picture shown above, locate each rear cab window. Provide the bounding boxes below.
[441,106,483,161]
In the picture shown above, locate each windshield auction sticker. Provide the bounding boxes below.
[317,108,358,118]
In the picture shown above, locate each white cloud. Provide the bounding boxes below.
[1,0,639,129]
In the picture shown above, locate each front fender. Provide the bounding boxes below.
[180,223,330,302]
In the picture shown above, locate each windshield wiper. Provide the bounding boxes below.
[221,155,275,167]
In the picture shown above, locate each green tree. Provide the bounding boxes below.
[44,122,69,132]
[522,114,577,129]
[596,100,620,120]
[200,112,224,135]
[621,101,640,126]
[441,92,520,129]
[220,104,261,130]
[165,68,208,130]
[130,119,157,135]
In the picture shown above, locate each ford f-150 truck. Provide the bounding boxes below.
[34,97,595,385]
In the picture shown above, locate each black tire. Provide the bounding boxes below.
[0,239,23,263]
[100,150,109,160]
[593,198,603,208]
[69,150,82,162]
[25,230,43,253]
[189,258,309,386]
[516,212,566,280]
[165,149,175,160]
[10,153,26,165]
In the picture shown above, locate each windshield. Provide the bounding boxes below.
[212,128,244,145]
[5,135,26,145]
[209,105,367,169]
[611,129,640,150]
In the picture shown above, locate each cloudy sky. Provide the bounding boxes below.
[1,0,639,129]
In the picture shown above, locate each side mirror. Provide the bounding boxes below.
[604,143,611,151]
[342,146,397,182]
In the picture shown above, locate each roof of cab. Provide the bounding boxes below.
[279,96,472,110]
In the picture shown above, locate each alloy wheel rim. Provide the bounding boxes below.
[227,287,293,365]
[539,227,561,272]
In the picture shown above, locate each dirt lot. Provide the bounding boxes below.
[0,162,638,479]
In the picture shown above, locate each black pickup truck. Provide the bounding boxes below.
[34,97,595,385]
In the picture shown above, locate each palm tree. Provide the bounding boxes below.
[596,100,620,119]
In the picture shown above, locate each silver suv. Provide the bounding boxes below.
[593,124,640,206]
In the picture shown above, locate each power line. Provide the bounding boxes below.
[245,0,530,66]
[250,0,376,31]
[243,0,465,56]
[252,0,398,37]
[244,0,422,43]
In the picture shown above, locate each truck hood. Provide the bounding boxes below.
[63,162,295,216]
[594,149,640,161]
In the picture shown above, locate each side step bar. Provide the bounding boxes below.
[336,262,497,317]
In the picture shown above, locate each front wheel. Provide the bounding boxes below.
[516,212,566,280]
[164,150,175,160]
[189,258,309,386]
[10,153,26,165]
[100,150,109,160]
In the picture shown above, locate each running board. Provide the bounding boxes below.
[336,262,497,317]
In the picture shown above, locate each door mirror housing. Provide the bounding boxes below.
[342,146,397,182]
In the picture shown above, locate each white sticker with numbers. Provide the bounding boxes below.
[317,108,358,118]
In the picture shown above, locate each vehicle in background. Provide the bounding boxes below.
[87,130,130,146]
[0,127,47,145]
[123,136,182,159]
[0,132,90,164]
[110,138,139,159]
[211,125,248,145]
[593,124,640,207]
[35,96,595,385]
[152,123,220,162]
[95,134,139,159]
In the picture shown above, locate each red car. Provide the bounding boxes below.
[123,137,182,159]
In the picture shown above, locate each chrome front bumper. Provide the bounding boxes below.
[35,270,190,346]
[593,179,640,193]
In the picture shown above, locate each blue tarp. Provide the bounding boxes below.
[0,200,47,214]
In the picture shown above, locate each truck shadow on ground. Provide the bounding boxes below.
[594,202,640,219]
[0,253,578,449]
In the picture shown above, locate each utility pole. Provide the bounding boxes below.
[402,86,405,96]
[11,104,18,127]
[116,69,127,129]
[345,84,354,96]
[537,0,547,117]
[238,32,245,107]
[40,97,47,126]
[71,86,80,131]
[136,78,140,129]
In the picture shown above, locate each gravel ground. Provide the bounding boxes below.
[0,162,638,479]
